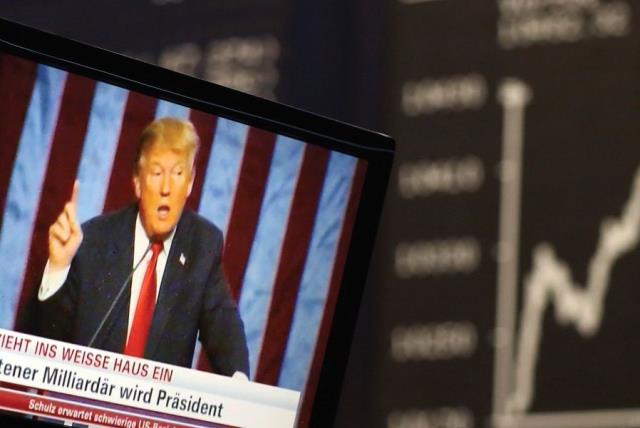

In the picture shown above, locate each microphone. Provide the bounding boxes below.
[87,243,152,348]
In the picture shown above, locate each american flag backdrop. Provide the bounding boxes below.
[0,51,366,410]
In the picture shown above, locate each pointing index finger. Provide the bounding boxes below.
[71,180,79,206]
[66,180,81,231]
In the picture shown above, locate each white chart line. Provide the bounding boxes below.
[506,163,640,414]
[493,79,640,428]
[493,78,531,417]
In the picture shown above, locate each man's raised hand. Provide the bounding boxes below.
[48,181,83,271]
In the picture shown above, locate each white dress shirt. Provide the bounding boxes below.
[38,214,176,342]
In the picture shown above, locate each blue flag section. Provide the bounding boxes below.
[0,65,67,329]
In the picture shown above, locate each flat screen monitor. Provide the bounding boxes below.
[0,17,393,428]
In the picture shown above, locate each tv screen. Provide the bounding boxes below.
[0,18,393,428]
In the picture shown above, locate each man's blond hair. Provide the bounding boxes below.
[134,117,200,175]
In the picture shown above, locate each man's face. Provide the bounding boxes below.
[133,143,194,241]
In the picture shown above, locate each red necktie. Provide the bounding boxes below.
[124,242,163,357]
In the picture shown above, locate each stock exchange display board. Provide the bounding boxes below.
[377,1,640,427]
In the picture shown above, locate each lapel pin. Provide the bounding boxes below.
[179,253,186,266]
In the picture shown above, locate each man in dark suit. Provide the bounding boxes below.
[38,117,249,377]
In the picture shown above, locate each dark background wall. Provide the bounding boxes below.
[3,1,640,427]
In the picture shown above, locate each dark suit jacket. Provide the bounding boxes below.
[39,204,249,377]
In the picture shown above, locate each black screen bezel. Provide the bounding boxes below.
[0,17,393,428]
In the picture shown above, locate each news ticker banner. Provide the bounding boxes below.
[375,1,640,428]
[0,329,299,428]
[0,387,206,428]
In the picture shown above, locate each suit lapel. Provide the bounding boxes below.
[92,205,136,352]
[145,211,193,357]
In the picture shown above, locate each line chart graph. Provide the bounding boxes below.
[506,165,640,415]
[492,78,640,428]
